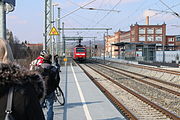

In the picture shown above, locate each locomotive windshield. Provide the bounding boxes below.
[76,48,85,52]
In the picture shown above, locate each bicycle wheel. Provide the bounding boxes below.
[55,86,65,105]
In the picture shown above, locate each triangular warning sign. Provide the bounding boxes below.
[49,27,59,35]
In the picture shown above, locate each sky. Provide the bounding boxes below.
[7,0,180,44]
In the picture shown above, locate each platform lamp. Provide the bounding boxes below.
[0,0,15,40]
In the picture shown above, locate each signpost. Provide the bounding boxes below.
[49,26,59,36]
[49,26,59,63]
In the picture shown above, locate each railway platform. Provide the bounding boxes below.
[43,62,126,120]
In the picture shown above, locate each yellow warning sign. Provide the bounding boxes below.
[49,27,59,35]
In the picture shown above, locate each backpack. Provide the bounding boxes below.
[29,56,44,71]
[41,65,60,96]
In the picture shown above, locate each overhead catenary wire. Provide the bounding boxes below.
[159,0,180,17]
[113,0,148,31]
[60,0,97,19]
[94,0,122,26]
[118,1,180,32]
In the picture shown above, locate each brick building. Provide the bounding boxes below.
[106,32,120,57]
[105,17,178,60]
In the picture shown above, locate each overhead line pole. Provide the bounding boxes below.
[62,22,65,57]
[104,33,105,64]
[57,7,61,55]
[60,27,112,60]
[44,0,52,51]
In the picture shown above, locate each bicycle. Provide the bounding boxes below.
[54,86,65,106]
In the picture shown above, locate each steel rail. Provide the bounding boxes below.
[100,60,180,89]
[98,64,180,96]
[85,63,180,120]
[109,60,180,75]
[77,63,138,120]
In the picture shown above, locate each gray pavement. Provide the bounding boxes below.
[43,63,126,120]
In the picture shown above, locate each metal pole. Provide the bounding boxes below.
[106,29,109,57]
[57,7,61,56]
[62,22,65,57]
[93,37,95,57]
[162,33,165,64]
[44,0,52,51]
[52,36,55,63]
[104,33,105,64]
[44,0,47,50]
[111,44,112,58]
[0,1,6,39]
[51,5,55,63]
[65,60,68,85]
[90,40,91,58]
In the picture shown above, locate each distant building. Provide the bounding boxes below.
[105,16,179,61]
[25,43,43,51]
[25,43,43,60]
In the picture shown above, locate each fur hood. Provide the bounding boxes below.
[0,39,14,63]
[0,63,45,100]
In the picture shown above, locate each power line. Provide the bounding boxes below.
[113,0,148,31]
[95,0,122,25]
[81,7,120,12]
[61,0,97,19]
[159,0,180,17]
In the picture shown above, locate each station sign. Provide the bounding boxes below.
[63,58,67,62]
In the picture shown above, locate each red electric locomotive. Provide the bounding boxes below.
[73,45,86,61]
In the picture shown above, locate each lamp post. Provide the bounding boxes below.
[57,7,60,56]
[104,33,106,64]
[0,0,15,40]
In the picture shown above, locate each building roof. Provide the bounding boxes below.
[25,43,43,47]
[112,42,156,46]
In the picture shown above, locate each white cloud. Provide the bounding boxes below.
[93,0,141,6]
[143,10,157,17]
[7,15,28,25]
[17,20,28,24]
[143,10,178,21]
[7,15,18,20]
[121,0,141,4]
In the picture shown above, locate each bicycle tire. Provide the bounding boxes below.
[55,86,65,105]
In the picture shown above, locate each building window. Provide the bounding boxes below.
[155,28,162,34]
[139,35,145,41]
[155,36,162,41]
[168,38,174,42]
[132,37,135,41]
[147,35,154,41]
[147,28,154,34]
[168,44,174,46]
[139,28,145,34]
[176,36,180,41]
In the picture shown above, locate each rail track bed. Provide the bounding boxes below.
[92,59,180,85]
[78,62,180,120]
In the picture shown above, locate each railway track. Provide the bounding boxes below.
[98,64,180,96]
[92,59,180,85]
[78,62,180,120]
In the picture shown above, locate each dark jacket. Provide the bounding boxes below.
[0,63,45,120]
[40,60,60,96]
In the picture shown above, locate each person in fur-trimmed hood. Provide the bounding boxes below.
[0,38,45,120]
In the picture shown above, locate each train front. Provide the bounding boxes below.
[73,47,86,61]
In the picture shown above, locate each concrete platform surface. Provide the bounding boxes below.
[43,63,126,120]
